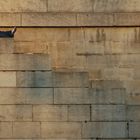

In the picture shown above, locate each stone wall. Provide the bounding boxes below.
[0,0,140,140]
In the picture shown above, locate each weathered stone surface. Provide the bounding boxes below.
[0,38,14,53]
[0,122,12,138]
[13,122,40,138]
[92,105,126,121]
[77,13,113,26]
[114,13,140,26]
[127,106,140,121]
[0,0,47,12]
[89,88,126,104]
[14,28,69,42]
[14,41,49,54]
[82,122,127,138]
[22,13,77,26]
[53,72,89,88]
[48,0,93,12]
[93,0,140,12]
[41,122,81,138]
[16,71,53,87]
[54,88,126,104]
[0,72,16,87]
[68,105,90,121]
[129,122,140,138]
[33,105,68,121]
[102,68,133,80]
[54,88,90,104]
[0,105,32,121]
[0,88,53,104]
[0,13,20,26]
[0,54,51,70]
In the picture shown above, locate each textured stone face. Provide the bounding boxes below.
[0,0,140,138]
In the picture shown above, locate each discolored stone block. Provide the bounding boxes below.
[53,72,89,88]
[82,122,127,138]
[92,105,126,121]
[0,54,51,70]
[16,71,53,87]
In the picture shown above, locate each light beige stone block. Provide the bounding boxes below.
[0,0,47,12]
[0,72,16,87]
[114,13,140,26]
[0,105,32,121]
[33,105,68,121]
[41,122,81,138]
[0,122,12,138]
[48,0,93,12]
[77,13,113,26]
[13,122,40,138]
[0,38,14,53]
[0,13,20,26]
[93,0,140,12]
[22,13,77,26]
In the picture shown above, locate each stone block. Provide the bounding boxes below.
[22,13,77,26]
[0,13,20,26]
[0,88,53,104]
[92,105,126,121]
[14,41,49,54]
[13,0,47,12]
[0,105,32,121]
[54,88,91,104]
[77,13,113,26]
[16,71,53,87]
[114,13,140,26]
[68,105,90,121]
[0,38,14,53]
[93,0,140,12]
[41,122,81,138]
[91,80,124,89]
[13,122,40,138]
[15,28,69,42]
[129,122,140,138]
[0,0,47,12]
[53,72,89,88]
[82,122,127,138]
[0,122,12,138]
[89,88,126,104]
[33,105,68,121]
[102,68,133,80]
[0,72,16,87]
[127,106,140,121]
[48,0,93,12]
[0,54,51,70]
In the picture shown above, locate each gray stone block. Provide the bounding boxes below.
[82,122,127,138]
[53,72,89,88]
[17,71,53,87]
